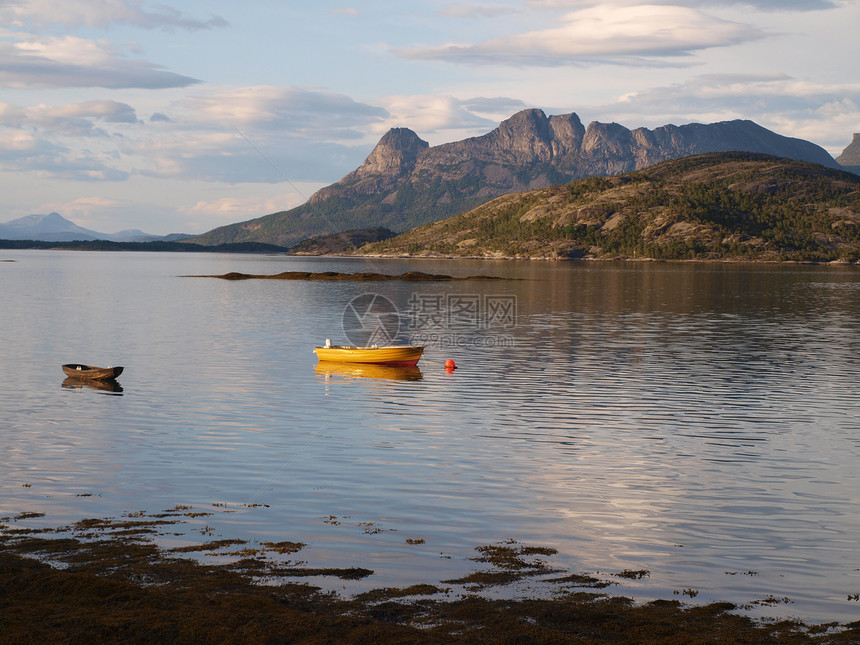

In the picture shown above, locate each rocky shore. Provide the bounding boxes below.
[2,511,858,644]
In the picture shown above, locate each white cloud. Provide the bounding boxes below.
[396,4,764,66]
[0,87,390,187]
[0,129,50,156]
[526,0,841,11]
[371,94,499,141]
[48,196,121,219]
[0,97,138,179]
[0,126,122,179]
[182,194,307,218]
[0,99,138,142]
[0,0,227,31]
[0,33,200,89]
[177,86,387,137]
[0,138,129,181]
[118,87,392,183]
[695,0,840,8]
[66,99,138,123]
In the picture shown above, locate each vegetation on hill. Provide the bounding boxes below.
[185,185,491,248]
[288,226,397,255]
[360,153,860,263]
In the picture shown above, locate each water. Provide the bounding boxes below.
[2,250,860,624]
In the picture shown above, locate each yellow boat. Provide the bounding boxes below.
[313,344,424,366]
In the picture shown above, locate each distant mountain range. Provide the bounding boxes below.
[187,109,844,248]
[0,212,190,243]
[359,151,860,263]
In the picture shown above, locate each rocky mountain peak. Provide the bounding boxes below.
[490,109,553,162]
[836,133,860,166]
[353,127,428,178]
[428,108,585,166]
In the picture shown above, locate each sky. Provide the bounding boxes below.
[0,0,858,235]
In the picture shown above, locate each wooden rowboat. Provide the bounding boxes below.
[313,344,423,367]
[62,364,124,381]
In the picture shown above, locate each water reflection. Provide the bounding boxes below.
[315,361,423,382]
[4,252,860,624]
[62,376,124,394]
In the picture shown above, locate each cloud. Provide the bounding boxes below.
[133,133,369,184]
[526,0,841,11]
[710,0,840,8]
[614,73,860,116]
[51,196,121,219]
[396,4,764,66]
[122,87,392,183]
[48,100,139,124]
[460,96,530,115]
[0,129,61,160]
[372,94,498,138]
[0,0,227,31]
[0,98,139,179]
[177,86,388,136]
[182,194,307,218]
[0,99,139,136]
[0,34,201,89]
[0,87,393,186]
[0,128,129,180]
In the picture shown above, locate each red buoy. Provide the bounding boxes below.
[444,359,457,369]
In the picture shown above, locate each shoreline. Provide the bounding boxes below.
[354,251,860,266]
[2,511,859,643]
[3,245,859,265]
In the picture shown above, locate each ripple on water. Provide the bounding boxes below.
[2,253,860,623]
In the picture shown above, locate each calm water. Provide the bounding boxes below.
[2,250,860,624]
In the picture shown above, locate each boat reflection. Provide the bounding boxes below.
[315,361,423,382]
[62,377,124,395]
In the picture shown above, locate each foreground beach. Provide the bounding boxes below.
[2,513,858,644]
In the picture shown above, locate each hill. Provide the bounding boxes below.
[186,109,838,248]
[358,152,860,263]
[288,227,396,255]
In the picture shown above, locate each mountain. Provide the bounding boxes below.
[0,212,191,242]
[0,212,104,241]
[836,133,860,175]
[107,230,194,243]
[358,152,860,263]
[187,109,840,248]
